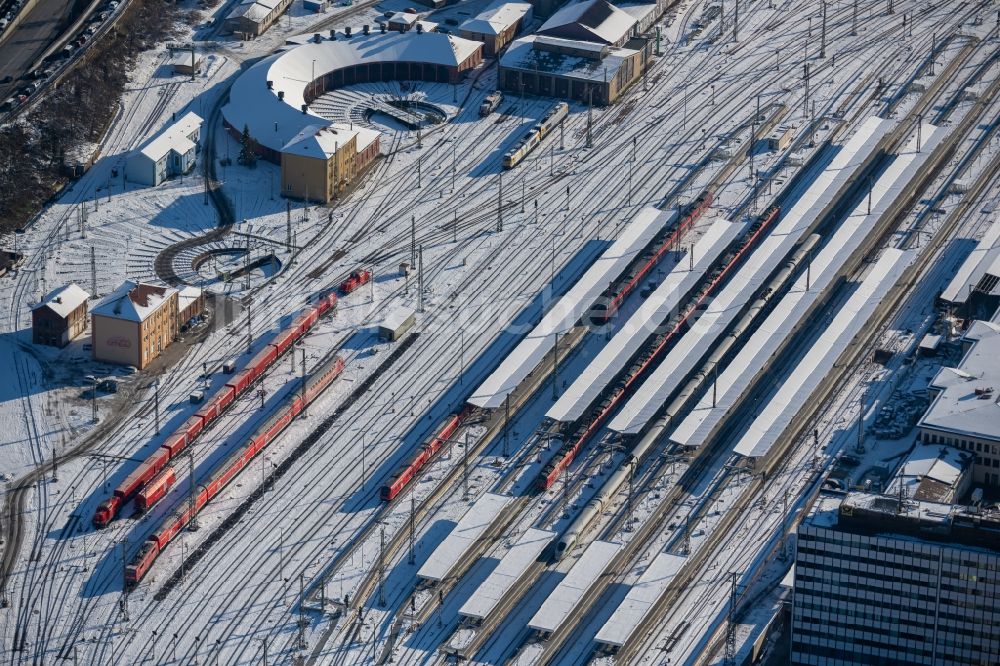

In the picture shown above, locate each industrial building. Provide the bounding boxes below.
[91,281,178,369]
[280,123,381,203]
[459,1,533,56]
[498,0,649,105]
[222,31,483,161]
[223,0,292,38]
[126,112,203,187]
[918,317,1000,487]
[793,464,1000,666]
[31,283,89,347]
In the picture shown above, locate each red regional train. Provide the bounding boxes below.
[93,290,341,528]
[379,407,471,501]
[537,202,781,491]
[590,191,714,325]
[125,355,345,586]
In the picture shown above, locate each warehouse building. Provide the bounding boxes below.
[459,1,533,56]
[31,283,89,347]
[222,31,483,161]
[792,481,1000,665]
[224,0,292,38]
[126,112,203,186]
[918,318,1000,487]
[280,123,381,203]
[91,281,178,370]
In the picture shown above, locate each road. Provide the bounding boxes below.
[0,0,76,101]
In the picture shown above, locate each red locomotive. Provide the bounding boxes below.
[93,291,339,528]
[591,191,714,325]
[125,355,345,586]
[339,269,371,294]
[537,202,781,490]
[380,407,470,501]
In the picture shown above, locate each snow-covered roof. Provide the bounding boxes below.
[177,286,202,311]
[223,33,482,155]
[733,249,909,459]
[594,551,685,648]
[458,528,553,620]
[672,126,945,449]
[538,0,636,44]
[380,306,415,331]
[547,216,741,423]
[461,1,532,36]
[417,493,512,582]
[500,36,637,84]
[469,206,666,410]
[388,11,419,26]
[609,116,893,434]
[228,0,283,21]
[33,283,89,317]
[91,280,178,323]
[940,217,1000,305]
[885,444,971,503]
[136,111,202,162]
[528,540,621,633]
[281,122,382,159]
[920,318,1000,444]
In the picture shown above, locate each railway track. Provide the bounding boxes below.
[0,0,978,663]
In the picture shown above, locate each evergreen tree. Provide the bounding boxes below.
[238,124,257,168]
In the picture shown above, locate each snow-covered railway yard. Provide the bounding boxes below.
[2,0,1000,663]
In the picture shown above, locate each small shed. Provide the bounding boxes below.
[919,333,942,357]
[170,50,204,76]
[767,125,794,151]
[379,307,415,341]
[32,283,90,347]
[303,0,326,11]
[387,12,419,31]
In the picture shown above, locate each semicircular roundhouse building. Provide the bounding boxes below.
[223,31,483,203]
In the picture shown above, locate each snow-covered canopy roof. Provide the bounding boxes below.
[223,32,482,154]
[92,280,177,323]
[537,0,636,45]
[461,1,532,36]
[136,111,202,162]
[33,283,89,317]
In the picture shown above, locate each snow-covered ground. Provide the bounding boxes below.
[1,0,999,664]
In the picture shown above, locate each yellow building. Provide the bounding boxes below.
[91,281,178,369]
[280,123,381,203]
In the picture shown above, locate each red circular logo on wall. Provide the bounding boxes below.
[107,336,132,348]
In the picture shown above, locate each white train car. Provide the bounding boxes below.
[502,102,569,169]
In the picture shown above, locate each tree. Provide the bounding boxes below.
[238,124,257,168]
